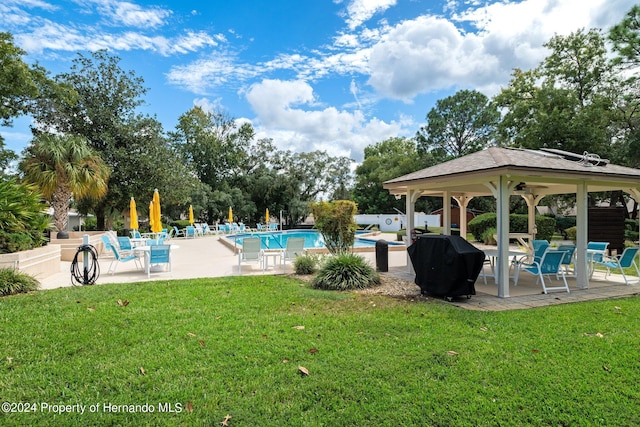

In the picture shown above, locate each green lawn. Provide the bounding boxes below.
[1,276,639,426]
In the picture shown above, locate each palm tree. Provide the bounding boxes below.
[19,133,110,236]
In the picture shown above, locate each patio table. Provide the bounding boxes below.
[483,248,527,284]
[133,244,180,277]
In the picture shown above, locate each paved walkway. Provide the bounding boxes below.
[39,234,640,311]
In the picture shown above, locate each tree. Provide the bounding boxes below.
[416,90,500,161]
[32,50,190,228]
[495,29,615,156]
[609,5,640,69]
[19,133,110,234]
[0,32,71,175]
[309,200,358,255]
[353,137,429,214]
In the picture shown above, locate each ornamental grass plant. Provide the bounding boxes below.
[310,252,381,290]
[0,268,39,296]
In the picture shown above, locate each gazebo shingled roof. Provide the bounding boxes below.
[383,146,640,298]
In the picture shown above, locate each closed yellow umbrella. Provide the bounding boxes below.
[151,189,162,233]
[129,197,138,230]
[228,206,233,223]
[265,208,269,223]
[189,205,194,225]
[149,200,154,231]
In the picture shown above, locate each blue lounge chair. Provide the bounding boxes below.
[597,246,640,285]
[107,244,142,275]
[514,250,570,293]
[238,237,263,274]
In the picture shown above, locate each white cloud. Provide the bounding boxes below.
[15,20,219,56]
[366,0,637,100]
[95,0,171,28]
[342,0,397,30]
[244,79,406,161]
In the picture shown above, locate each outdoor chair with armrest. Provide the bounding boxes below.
[100,235,115,258]
[107,244,142,275]
[596,246,640,285]
[512,239,550,280]
[282,237,306,272]
[173,226,185,238]
[513,250,570,294]
[238,237,263,274]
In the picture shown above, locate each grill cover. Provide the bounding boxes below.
[408,235,485,297]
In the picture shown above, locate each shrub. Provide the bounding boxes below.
[0,179,50,253]
[565,226,577,242]
[293,254,319,275]
[555,216,576,238]
[467,213,555,242]
[0,268,39,296]
[311,253,381,290]
[481,227,497,245]
[310,200,358,255]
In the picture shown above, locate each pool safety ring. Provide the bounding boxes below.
[385,218,392,225]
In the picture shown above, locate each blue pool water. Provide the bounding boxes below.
[228,230,402,250]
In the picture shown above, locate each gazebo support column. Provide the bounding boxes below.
[443,191,451,235]
[453,195,473,240]
[405,189,421,274]
[496,176,511,298]
[575,183,589,289]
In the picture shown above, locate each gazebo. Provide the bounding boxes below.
[383,147,640,298]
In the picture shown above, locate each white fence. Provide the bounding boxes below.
[355,214,440,232]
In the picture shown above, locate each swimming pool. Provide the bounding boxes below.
[227,229,403,250]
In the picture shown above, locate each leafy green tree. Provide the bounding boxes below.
[495,29,615,156]
[353,137,429,214]
[0,32,71,175]
[276,151,354,226]
[416,89,500,161]
[609,5,640,69]
[32,50,190,228]
[19,133,110,233]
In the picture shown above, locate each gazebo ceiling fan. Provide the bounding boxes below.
[513,182,548,194]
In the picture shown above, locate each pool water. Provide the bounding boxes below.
[228,230,402,250]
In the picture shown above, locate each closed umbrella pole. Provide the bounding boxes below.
[228,207,233,223]
[265,208,269,223]
[129,197,138,230]
[189,205,194,225]
[151,189,162,233]
[149,201,154,232]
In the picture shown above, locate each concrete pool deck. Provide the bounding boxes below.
[37,233,640,311]
[39,233,409,290]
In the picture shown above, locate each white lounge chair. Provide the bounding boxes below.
[282,237,306,272]
[238,237,263,274]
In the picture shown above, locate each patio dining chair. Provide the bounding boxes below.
[587,241,609,277]
[107,244,142,275]
[596,246,640,285]
[148,244,172,278]
[512,239,550,277]
[556,244,576,277]
[513,250,570,294]
[173,226,185,238]
[185,225,196,239]
[238,237,263,274]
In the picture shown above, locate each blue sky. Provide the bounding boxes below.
[0,0,636,163]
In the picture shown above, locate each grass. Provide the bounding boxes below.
[1,276,640,426]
